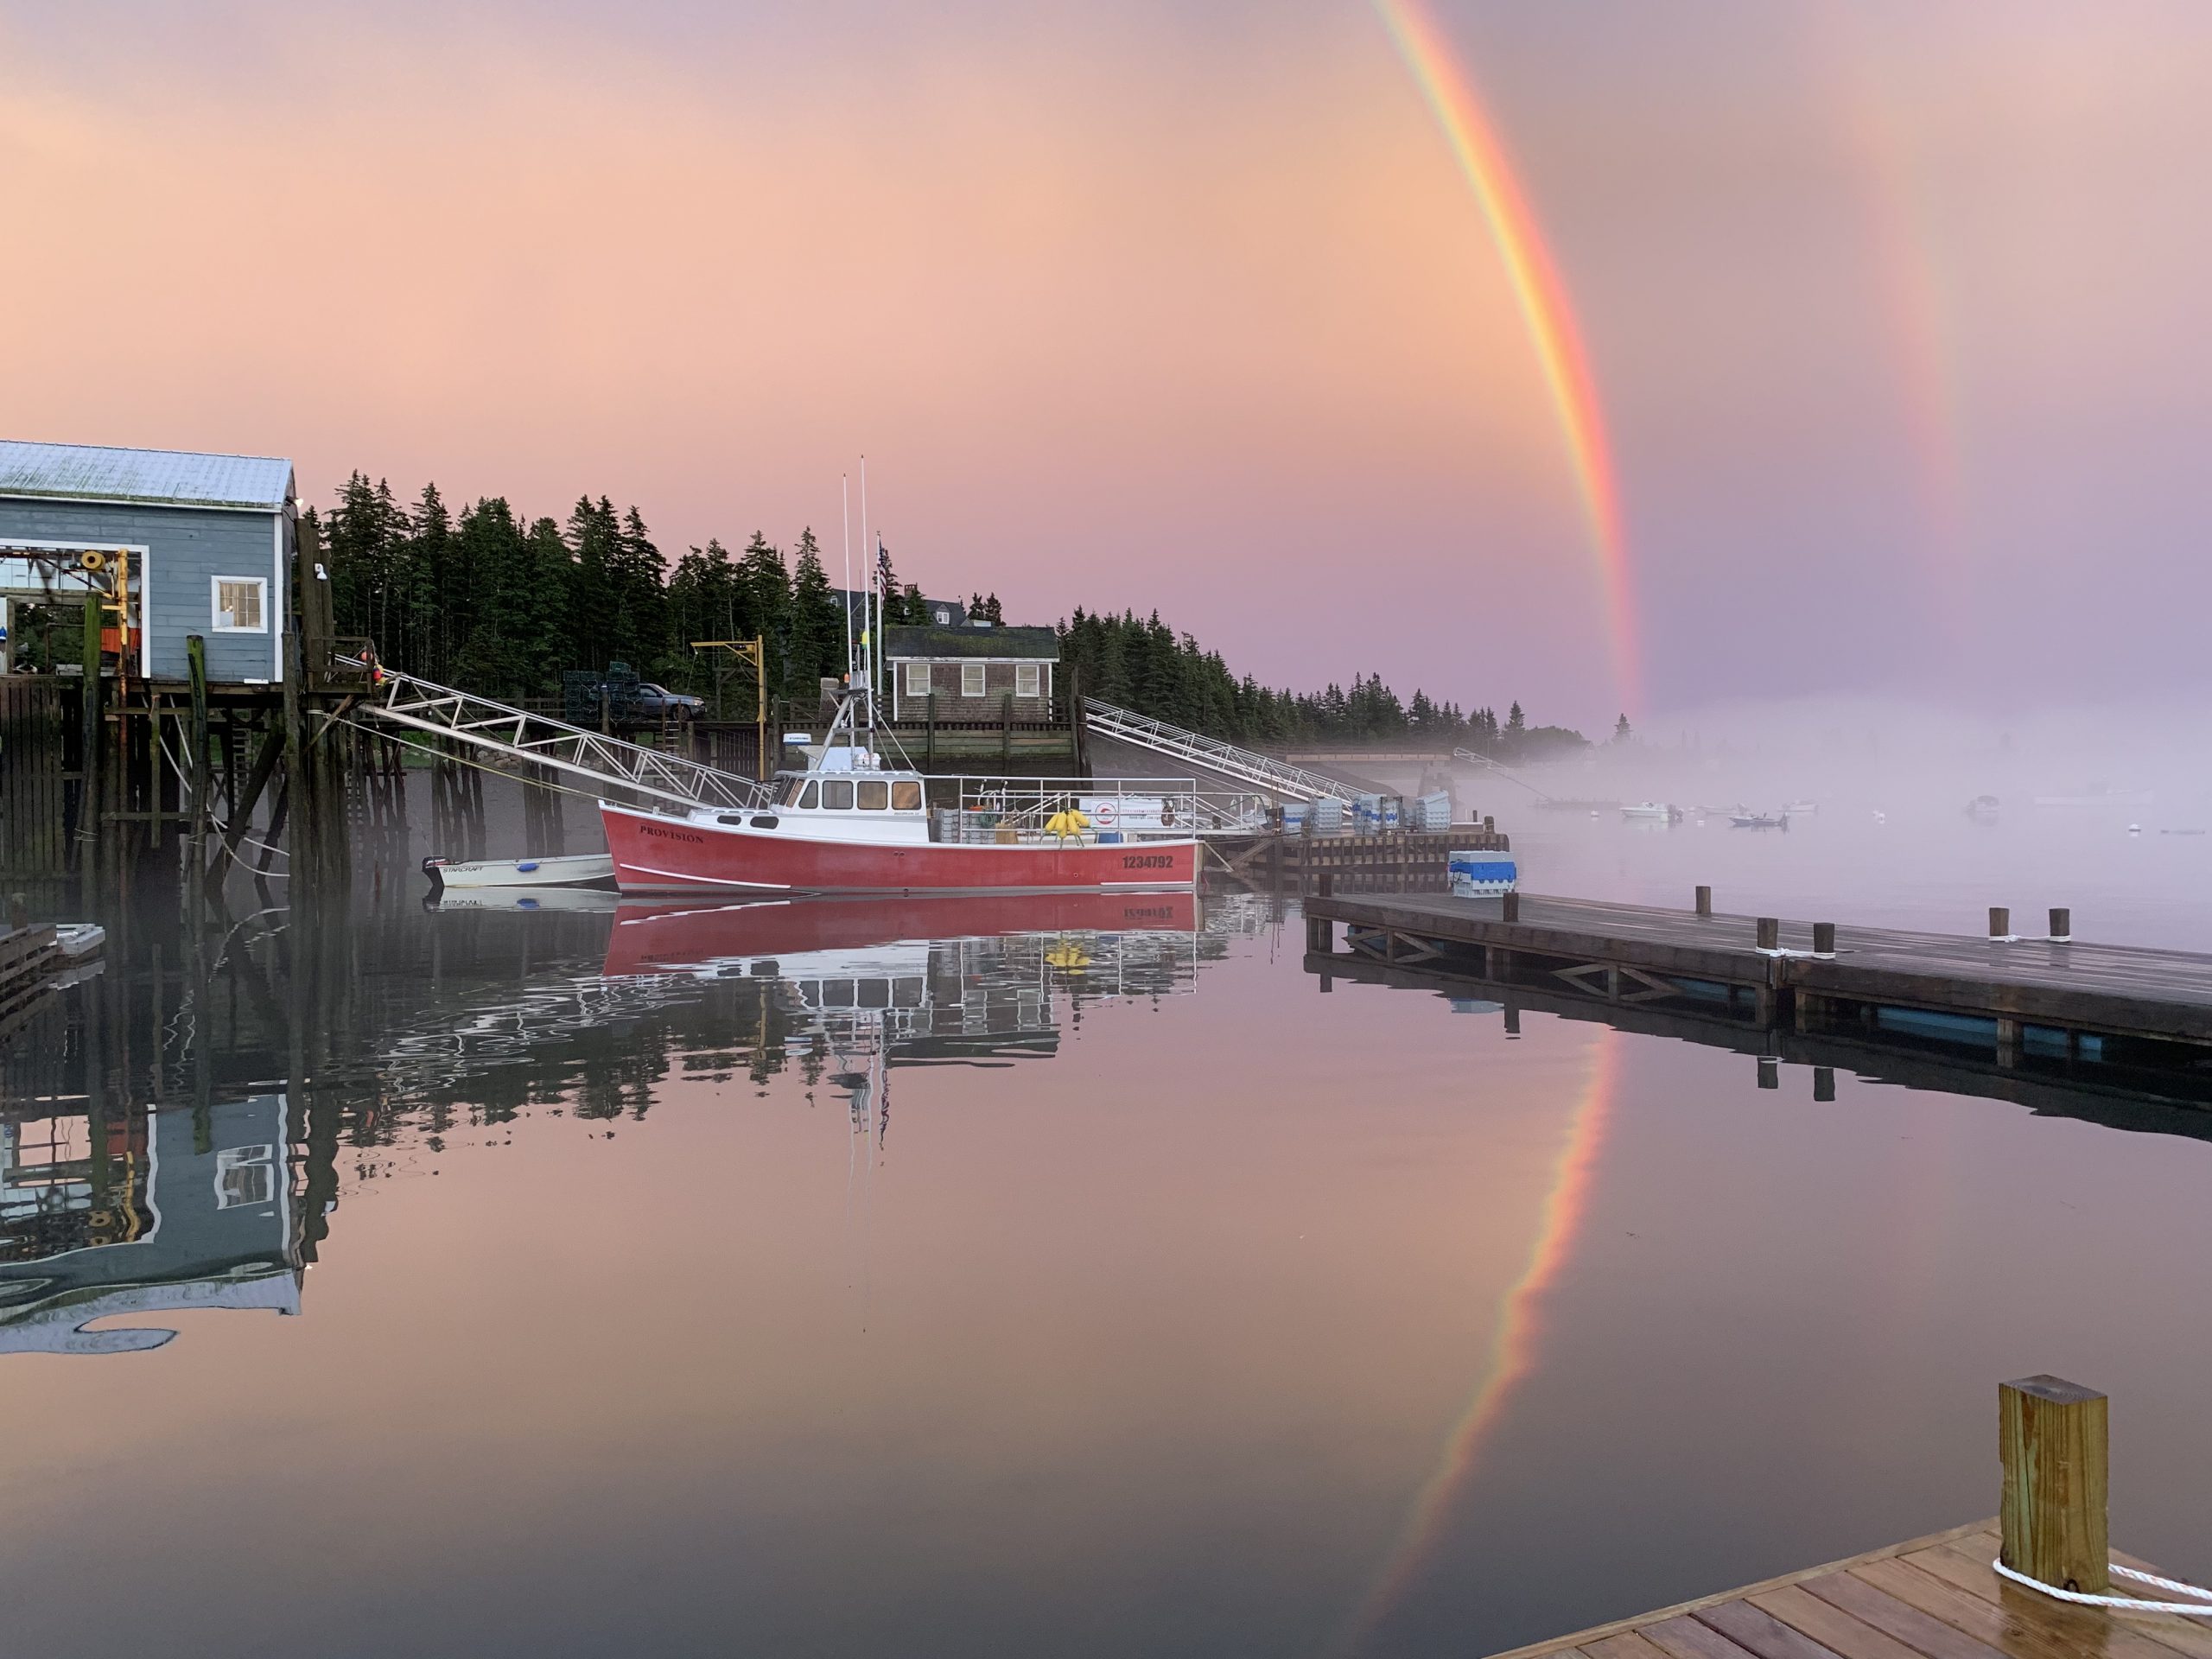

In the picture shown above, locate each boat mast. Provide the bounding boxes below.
[842,473,854,689]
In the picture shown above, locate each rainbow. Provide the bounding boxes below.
[1344,1031,1622,1644]
[1373,0,1639,710]
[1824,35,1973,653]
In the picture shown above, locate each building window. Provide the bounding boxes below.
[904,661,931,697]
[961,662,987,697]
[215,1144,276,1210]
[212,576,267,632]
[1015,663,1041,698]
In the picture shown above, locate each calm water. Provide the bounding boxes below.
[5,796,2211,1656]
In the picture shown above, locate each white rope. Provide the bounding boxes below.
[1993,1557,2212,1615]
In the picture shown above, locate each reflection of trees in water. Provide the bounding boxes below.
[3,891,1278,1201]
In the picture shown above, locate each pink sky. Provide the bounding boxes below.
[6,1,2211,728]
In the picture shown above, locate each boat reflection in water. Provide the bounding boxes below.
[602,890,1205,1134]
[0,1093,298,1355]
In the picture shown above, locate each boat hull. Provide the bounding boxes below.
[424,852,617,889]
[601,803,1199,894]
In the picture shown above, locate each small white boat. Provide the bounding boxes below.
[1728,811,1789,830]
[1619,802,1681,823]
[423,853,615,890]
[2033,789,2154,809]
[1783,799,1818,816]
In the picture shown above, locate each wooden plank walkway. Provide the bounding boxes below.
[1307,892,2212,1052]
[1490,1518,2212,1659]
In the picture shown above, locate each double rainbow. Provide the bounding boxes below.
[1373,0,1638,711]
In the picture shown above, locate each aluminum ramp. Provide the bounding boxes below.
[349,666,771,814]
[1083,700,1355,804]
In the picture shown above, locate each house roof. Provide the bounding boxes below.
[884,624,1059,660]
[0,441,295,512]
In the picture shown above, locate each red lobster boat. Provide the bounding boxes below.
[600,690,1200,897]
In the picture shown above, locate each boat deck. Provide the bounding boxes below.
[1492,1519,2212,1659]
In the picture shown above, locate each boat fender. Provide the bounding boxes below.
[516,861,539,873]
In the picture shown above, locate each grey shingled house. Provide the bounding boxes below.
[884,622,1059,721]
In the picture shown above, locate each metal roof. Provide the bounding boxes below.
[0,441,294,512]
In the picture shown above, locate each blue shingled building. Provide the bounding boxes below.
[0,439,298,683]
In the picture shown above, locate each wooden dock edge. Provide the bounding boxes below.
[1479,1517,1993,1659]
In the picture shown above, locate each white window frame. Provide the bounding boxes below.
[211,575,270,633]
[960,662,987,697]
[904,661,931,697]
[1014,662,1041,698]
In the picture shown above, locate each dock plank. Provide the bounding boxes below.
[1747,1584,1933,1659]
[1695,1599,1847,1658]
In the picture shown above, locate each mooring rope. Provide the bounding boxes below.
[1993,1557,2212,1615]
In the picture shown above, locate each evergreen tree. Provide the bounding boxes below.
[787,533,845,697]
[983,591,1003,624]
[1614,713,1632,744]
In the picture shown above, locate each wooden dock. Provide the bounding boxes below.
[1306,889,2212,1064]
[1491,1516,2211,1659]
[1492,1376,2210,1659]
[1209,827,1511,893]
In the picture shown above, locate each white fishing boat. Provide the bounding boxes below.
[422,852,616,890]
[1728,811,1789,830]
[1618,802,1682,823]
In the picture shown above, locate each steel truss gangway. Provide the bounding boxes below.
[1082,701,1357,805]
[348,664,771,814]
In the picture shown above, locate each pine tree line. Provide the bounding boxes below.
[317,474,912,711]
[1057,607,1592,756]
[314,472,1593,751]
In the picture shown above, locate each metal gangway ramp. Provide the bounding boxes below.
[349,665,771,813]
[1083,700,1355,804]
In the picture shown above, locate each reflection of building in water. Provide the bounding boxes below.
[0,1095,298,1355]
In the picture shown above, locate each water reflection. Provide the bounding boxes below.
[0,1093,297,1353]
[0,887,1261,1353]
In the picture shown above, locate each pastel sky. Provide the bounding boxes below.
[5,1,2209,728]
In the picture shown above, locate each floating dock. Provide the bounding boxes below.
[1491,1376,2209,1658]
[1306,889,2212,1066]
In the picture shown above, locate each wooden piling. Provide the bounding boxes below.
[1757,916,1779,951]
[186,635,211,874]
[1990,906,2011,939]
[1695,885,1712,918]
[79,591,103,871]
[1812,921,1835,957]
[2050,907,2071,943]
[1502,891,1520,924]
[1999,1375,2108,1596]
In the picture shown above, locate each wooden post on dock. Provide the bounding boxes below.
[187,635,211,912]
[1695,885,1712,918]
[1306,872,1334,955]
[1812,921,1835,958]
[79,590,104,872]
[1757,916,1779,951]
[2050,907,2071,942]
[1502,891,1520,924]
[1990,906,2011,940]
[1999,1375,2109,1596]
[283,629,311,891]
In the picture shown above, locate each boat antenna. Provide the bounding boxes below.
[841,473,854,687]
[858,455,874,704]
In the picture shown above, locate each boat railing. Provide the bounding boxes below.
[943,774,1243,842]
